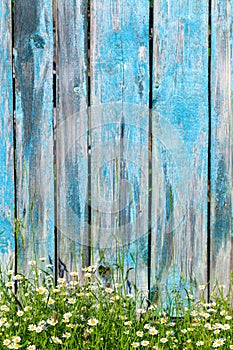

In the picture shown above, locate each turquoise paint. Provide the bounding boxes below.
[0,0,231,294]
[98,28,149,104]
[152,0,209,299]
[91,0,150,292]
[14,0,54,269]
[56,0,89,272]
[212,157,231,260]
[163,268,194,313]
[0,219,14,254]
[210,0,233,281]
[0,0,14,262]
[94,1,150,103]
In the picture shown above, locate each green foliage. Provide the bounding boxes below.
[0,262,233,349]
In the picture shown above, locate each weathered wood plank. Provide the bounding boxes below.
[210,0,233,289]
[56,0,89,276]
[0,0,14,270]
[14,0,54,271]
[151,0,209,304]
[90,0,150,293]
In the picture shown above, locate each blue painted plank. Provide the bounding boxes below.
[90,0,150,293]
[14,0,54,271]
[151,0,209,304]
[56,0,89,276]
[0,0,14,269]
[210,0,233,289]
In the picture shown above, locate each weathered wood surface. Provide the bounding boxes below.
[90,0,150,292]
[151,0,209,303]
[14,0,54,271]
[56,0,89,277]
[210,0,233,289]
[0,0,14,269]
[0,0,233,295]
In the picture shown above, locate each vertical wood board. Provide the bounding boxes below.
[210,0,233,288]
[14,0,54,271]
[90,0,150,293]
[56,0,89,277]
[151,0,209,304]
[0,0,14,269]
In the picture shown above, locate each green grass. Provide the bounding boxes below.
[0,261,232,349]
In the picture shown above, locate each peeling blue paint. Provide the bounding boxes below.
[14,0,54,269]
[151,0,209,300]
[0,0,14,261]
[0,0,232,296]
[210,0,233,283]
[91,0,149,291]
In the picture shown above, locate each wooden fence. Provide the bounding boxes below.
[0,0,232,299]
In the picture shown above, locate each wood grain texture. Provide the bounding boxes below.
[56,0,89,277]
[151,0,209,304]
[210,0,233,289]
[0,0,14,270]
[90,0,150,293]
[14,0,54,271]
